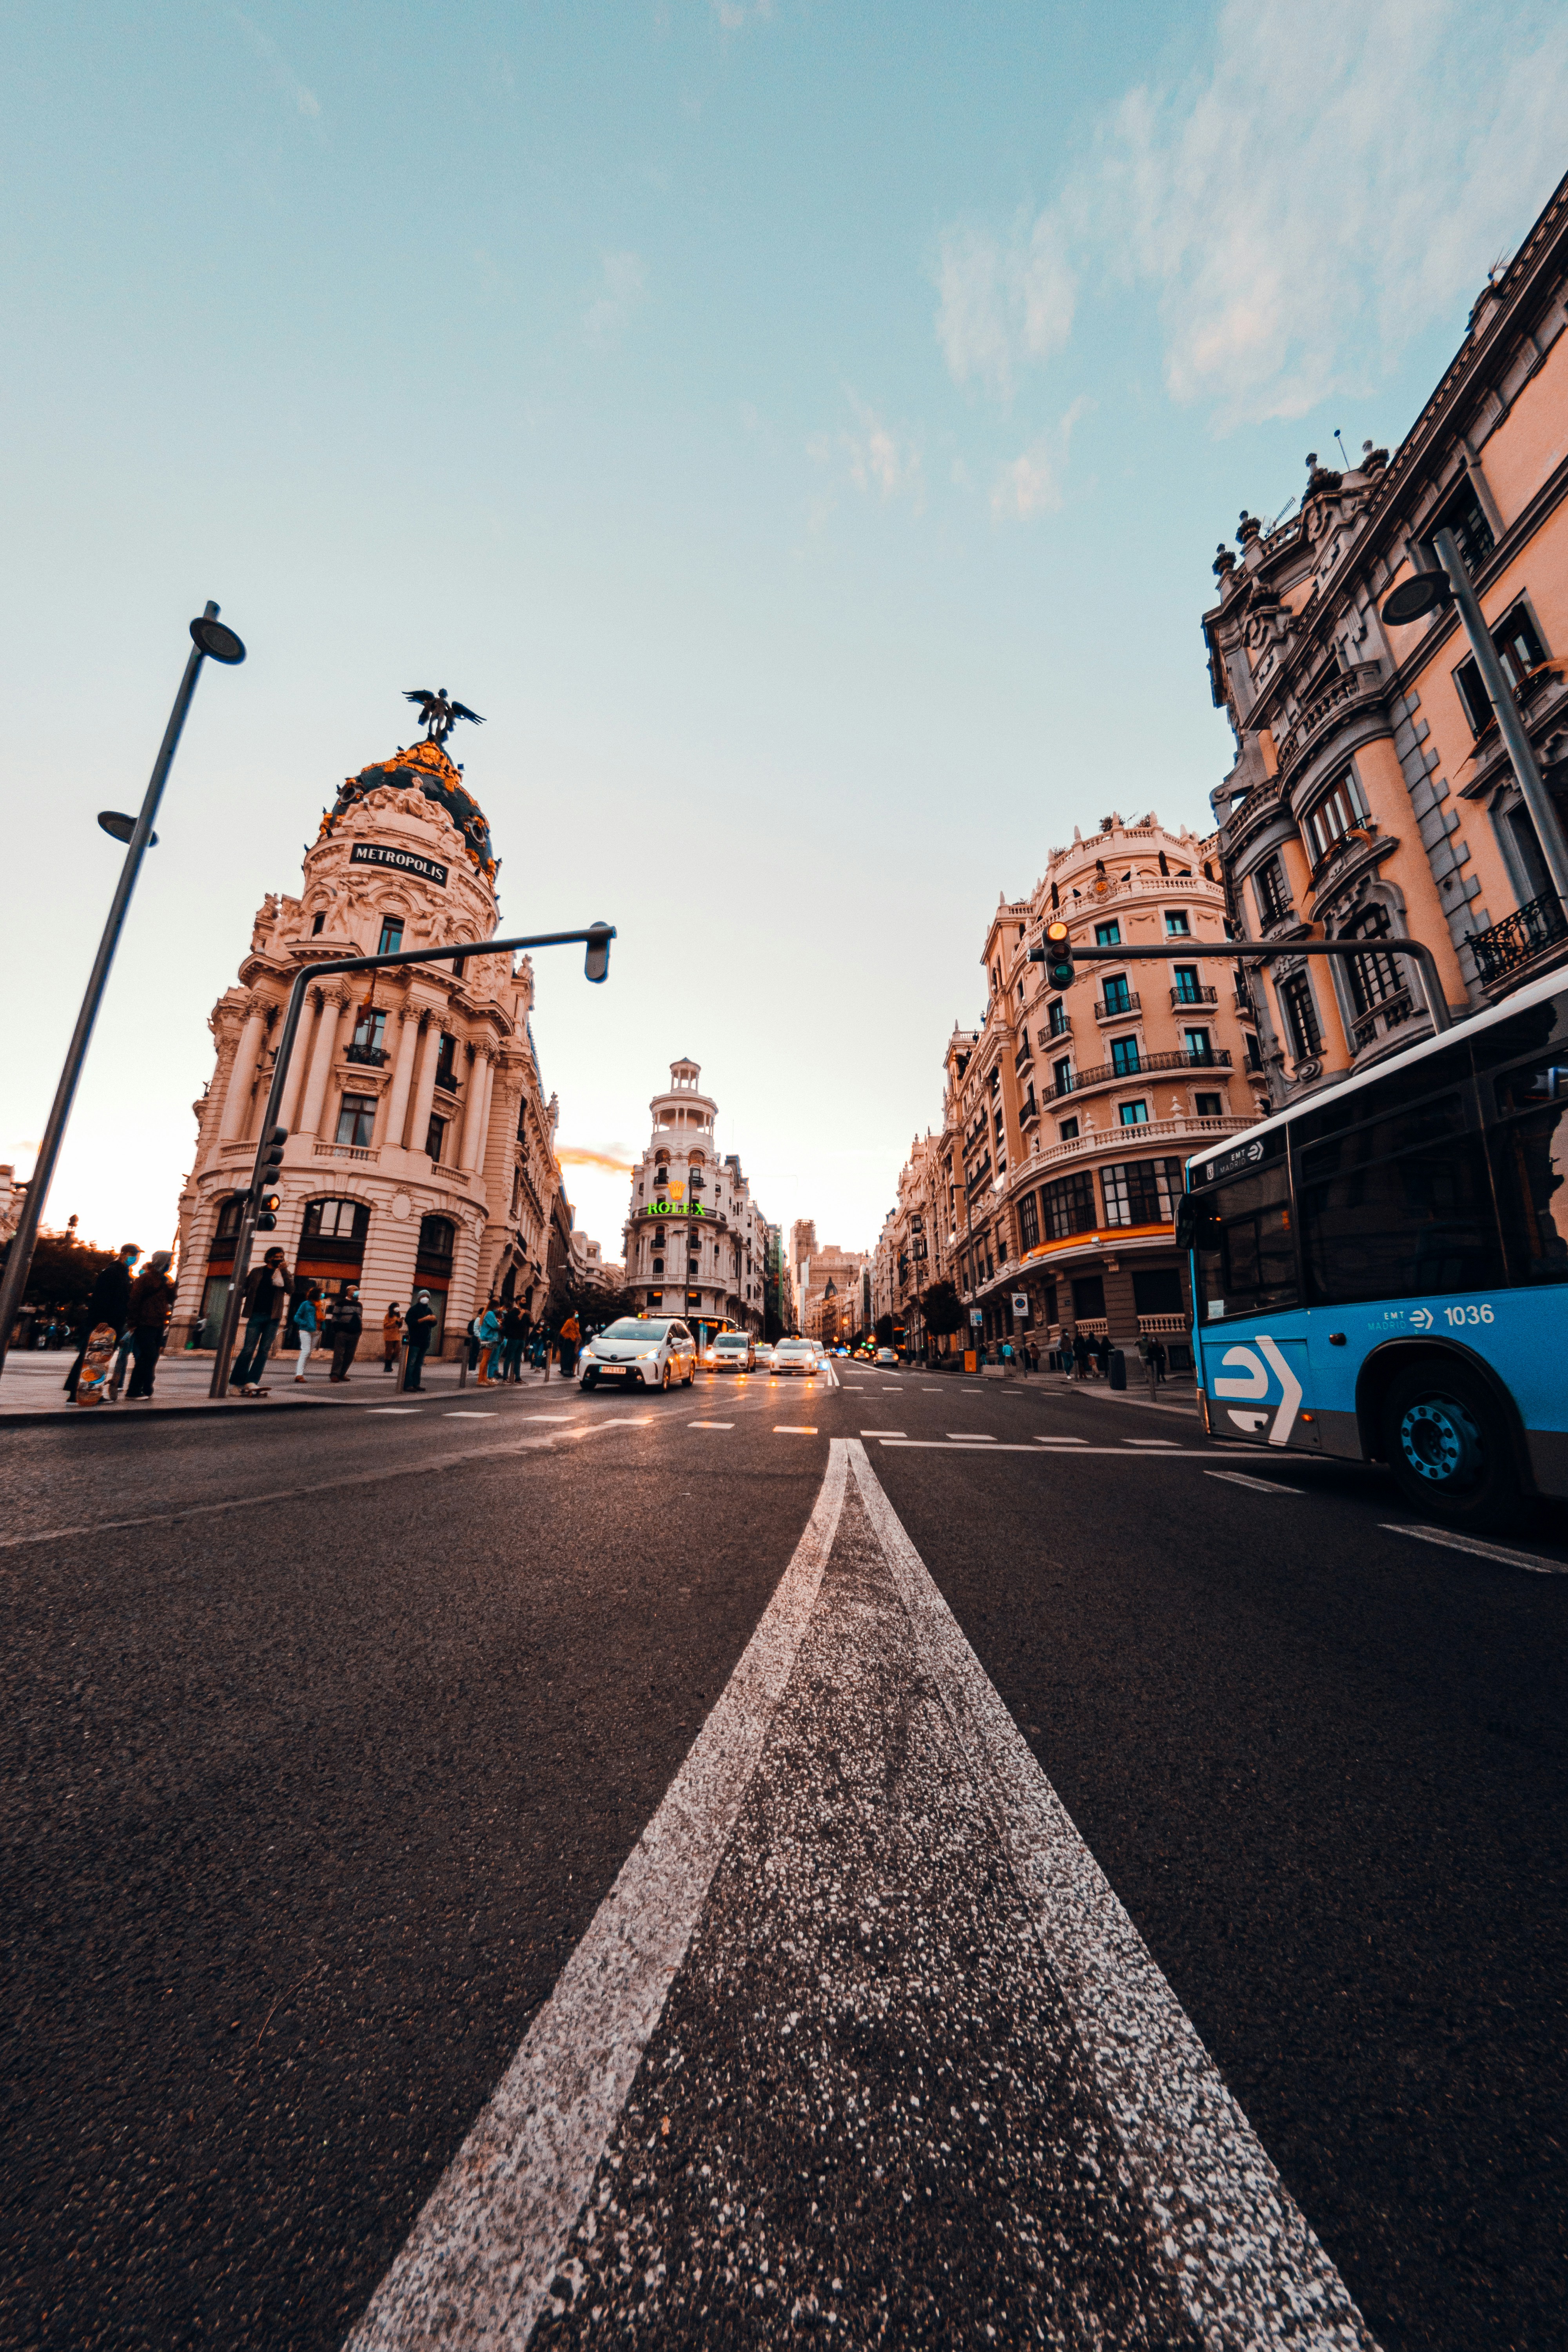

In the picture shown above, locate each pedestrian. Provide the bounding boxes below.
[1026,1341,1039,1373]
[466,1309,487,1374]
[291,1285,320,1381]
[105,1317,136,1401]
[124,1251,176,1399]
[1072,1329,1091,1381]
[1152,1338,1167,1384]
[499,1302,525,1382]
[1094,1333,1110,1379]
[381,1302,403,1372]
[403,1290,436,1390]
[64,1241,141,1397]
[558,1310,581,1380]
[474,1299,501,1385]
[230,1248,295,1392]
[327,1285,363,1382]
[1000,1337,1015,1369]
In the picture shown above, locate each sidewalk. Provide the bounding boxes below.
[0,1348,563,1426]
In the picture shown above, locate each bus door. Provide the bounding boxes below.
[1183,1137,1321,1454]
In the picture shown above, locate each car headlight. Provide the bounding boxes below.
[638,1346,659,1357]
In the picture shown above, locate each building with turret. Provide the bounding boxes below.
[619,1060,769,1340]
[169,723,564,1357]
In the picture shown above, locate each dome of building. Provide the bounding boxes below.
[318,735,497,884]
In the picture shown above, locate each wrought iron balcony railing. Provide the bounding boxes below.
[1094,991,1140,1024]
[1041,1047,1231,1104]
[1466,892,1568,988]
[1170,982,1218,1008]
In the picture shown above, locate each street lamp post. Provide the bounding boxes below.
[0,605,246,1378]
[207,922,615,1396]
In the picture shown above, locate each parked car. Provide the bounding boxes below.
[773,1338,817,1377]
[580,1316,697,1390]
[713,1332,755,1372]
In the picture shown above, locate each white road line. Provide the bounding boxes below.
[1126,1439,1181,1448]
[773,1425,818,1435]
[445,1411,496,1419]
[688,1421,733,1430]
[1379,1522,1568,1575]
[845,1443,1376,2351]
[859,1428,906,1438]
[880,1440,1201,1455]
[947,1430,995,1441]
[366,1407,421,1415]
[1206,1469,1296,1494]
[1033,1436,1087,1445]
[345,1443,853,2352]
[524,1413,580,1422]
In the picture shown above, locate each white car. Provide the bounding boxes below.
[875,1346,899,1367]
[773,1338,817,1377]
[753,1342,776,1373]
[713,1332,755,1372]
[580,1315,697,1391]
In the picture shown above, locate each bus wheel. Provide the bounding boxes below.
[1381,1362,1527,1532]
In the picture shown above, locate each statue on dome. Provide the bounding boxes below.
[403,687,485,746]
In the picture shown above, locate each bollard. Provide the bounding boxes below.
[1109,1348,1127,1391]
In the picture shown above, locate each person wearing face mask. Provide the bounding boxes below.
[402,1291,437,1391]
[124,1252,177,1399]
[325,1285,364,1383]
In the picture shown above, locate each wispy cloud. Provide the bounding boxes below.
[937,0,1568,428]
[990,397,1091,523]
[584,251,649,347]
[808,393,924,512]
[558,1145,638,1174]
[710,0,774,27]
[227,5,323,129]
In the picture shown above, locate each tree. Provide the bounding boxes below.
[919,1279,965,1339]
[0,1228,120,1324]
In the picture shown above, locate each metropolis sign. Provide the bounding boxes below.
[350,842,448,887]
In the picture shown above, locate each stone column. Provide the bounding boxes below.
[379,1002,421,1151]
[459,1042,492,1172]
[407,1015,447,1164]
[218,998,269,1143]
[298,986,350,1138]
[277,991,319,1135]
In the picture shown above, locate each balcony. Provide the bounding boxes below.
[1032,1113,1251,1175]
[1093,991,1140,1025]
[1270,662,1387,782]
[314,1140,380,1164]
[1037,1013,1073,1045]
[1042,1047,1231,1103]
[1466,891,1568,991]
[1014,1036,1034,1073]
[1349,988,1417,1056]
[344,1041,389,1068]
[1020,1091,1040,1127]
[1169,982,1218,1009]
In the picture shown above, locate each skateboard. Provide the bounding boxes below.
[75,1323,119,1406]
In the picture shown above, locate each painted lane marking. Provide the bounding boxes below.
[366,1407,421,1415]
[1379,1523,1568,1575]
[859,1429,906,1438]
[688,1421,733,1430]
[946,1431,995,1441]
[843,1443,1376,2350]
[524,1413,581,1422]
[1034,1435,1087,1445]
[1205,1469,1296,1495]
[773,1425,819,1435]
[879,1440,1200,1455]
[445,1411,496,1419]
[345,1445,853,2352]
[1126,1438,1181,1448]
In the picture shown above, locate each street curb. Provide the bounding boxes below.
[0,1396,352,1430]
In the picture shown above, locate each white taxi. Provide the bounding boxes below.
[713,1332,755,1371]
[580,1316,697,1391]
[773,1338,818,1378]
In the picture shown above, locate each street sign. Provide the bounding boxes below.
[969,1308,983,1326]
[1012,1293,1029,1317]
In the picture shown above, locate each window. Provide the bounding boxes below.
[1454,601,1549,733]
[1253,857,1292,929]
[214,1196,244,1242]
[1278,973,1321,1060]
[1111,1035,1142,1075]
[1183,1027,1214,1063]
[1101,1157,1182,1226]
[1053,1056,1074,1096]
[1119,1100,1150,1126]
[1303,770,1371,865]
[417,1214,454,1259]
[1094,920,1120,947]
[1342,903,1407,1017]
[1102,973,1132,1014]
[1164,909,1191,937]
[1047,998,1069,1037]
[1194,1091,1224,1118]
[311,912,325,936]
[1194,1156,1298,1320]
[1430,477,1495,575]
[303,1198,369,1243]
[1041,1169,1097,1239]
[1300,1084,1503,1305]
[652,1256,664,1274]
[1071,1274,1105,1320]
[434,1033,459,1091]
[351,1007,387,1054]
[1172,965,1203,1005]
[1490,1045,1568,1284]
[1133,1267,1183,1317]
[1057,1117,1079,1141]
[425,1113,446,1162]
[1018,1192,1040,1252]
[377,918,405,956]
[334,1093,376,1147]
[1246,1032,1264,1070]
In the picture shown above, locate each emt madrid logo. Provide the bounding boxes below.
[1209,1335,1304,1446]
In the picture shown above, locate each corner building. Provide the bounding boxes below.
[621,1061,769,1341]
[169,731,564,1357]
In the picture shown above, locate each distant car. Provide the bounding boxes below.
[754,1342,776,1372]
[773,1338,817,1377]
[875,1346,899,1366]
[580,1315,697,1390]
[713,1332,755,1372]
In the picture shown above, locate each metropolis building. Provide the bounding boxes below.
[619,1061,770,1341]
[168,726,564,1357]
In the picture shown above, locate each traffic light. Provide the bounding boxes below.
[252,1127,287,1227]
[1042,920,1074,989]
[584,922,614,983]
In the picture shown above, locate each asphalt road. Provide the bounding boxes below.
[3,1362,1565,2349]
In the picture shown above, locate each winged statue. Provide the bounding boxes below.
[402,687,486,746]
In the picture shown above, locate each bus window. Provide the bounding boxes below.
[1488,1060,1568,1285]
[1195,1160,1296,1321]
[1298,1089,1503,1305]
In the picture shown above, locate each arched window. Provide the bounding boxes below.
[214,1196,244,1243]
[1343,903,1404,1016]
[302,1198,370,1245]
[417,1214,455,1261]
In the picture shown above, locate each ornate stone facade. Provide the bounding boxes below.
[169,734,563,1357]
[619,1061,769,1339]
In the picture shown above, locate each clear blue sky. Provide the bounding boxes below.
[4,0,1566,1261]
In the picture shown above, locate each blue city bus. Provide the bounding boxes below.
[1178,965,1568,1529]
